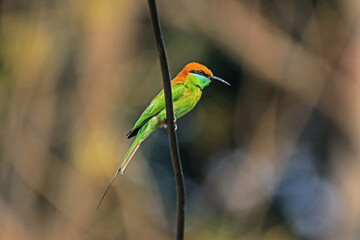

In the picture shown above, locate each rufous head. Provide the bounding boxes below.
[177,62,213,78]
[172,62,230,86]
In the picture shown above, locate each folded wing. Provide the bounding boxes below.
[126,83,185,138]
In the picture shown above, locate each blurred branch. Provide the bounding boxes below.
[147,1,185,239]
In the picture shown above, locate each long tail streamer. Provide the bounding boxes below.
[97,127,144,210]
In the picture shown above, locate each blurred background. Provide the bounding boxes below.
[1,0,360,239]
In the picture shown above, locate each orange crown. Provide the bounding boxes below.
[172,62,213,85]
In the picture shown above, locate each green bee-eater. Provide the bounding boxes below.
[98,62,230,208]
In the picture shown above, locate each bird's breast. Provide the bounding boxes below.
[173,87,202,119]
[184,87,202,106]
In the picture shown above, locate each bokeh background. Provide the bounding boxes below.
[1,0,360,239]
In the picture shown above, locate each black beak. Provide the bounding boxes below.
[209,76,231,86]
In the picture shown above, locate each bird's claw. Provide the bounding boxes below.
[173,117,177,131]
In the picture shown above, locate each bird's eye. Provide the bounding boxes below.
[198,70,204,75]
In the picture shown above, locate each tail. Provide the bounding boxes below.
[97,128,143,210]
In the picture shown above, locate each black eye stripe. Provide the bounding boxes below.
[190,70,209,77]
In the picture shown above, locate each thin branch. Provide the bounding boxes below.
[147,1,185,240]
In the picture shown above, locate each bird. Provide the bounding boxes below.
[97,62,230,209]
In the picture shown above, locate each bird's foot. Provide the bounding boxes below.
[173,117,177,131]
[163,118,177,131]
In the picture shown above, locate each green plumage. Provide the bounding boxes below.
[122,74,210,174]
[126,83,186,138]
[97,63,230,209]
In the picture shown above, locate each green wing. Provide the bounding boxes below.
[126,83,185,138]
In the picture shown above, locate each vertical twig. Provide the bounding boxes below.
[147,0,185,239]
